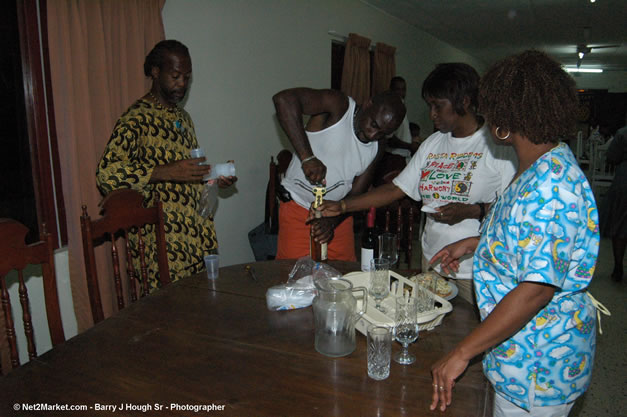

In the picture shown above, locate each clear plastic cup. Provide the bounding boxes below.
[203,254,219,279]
[190,148,205,159]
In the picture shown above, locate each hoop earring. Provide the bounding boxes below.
[495,127,510,140]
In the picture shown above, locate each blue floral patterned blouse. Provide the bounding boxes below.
[474,142,599,410]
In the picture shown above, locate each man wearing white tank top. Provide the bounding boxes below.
[272,88,405,260]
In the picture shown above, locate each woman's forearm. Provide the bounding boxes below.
[454,282,556,361]
[344,183,406,212]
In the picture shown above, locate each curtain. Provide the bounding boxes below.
[372,42,396,96]
[340,33,371,105]
[47,0,165,331]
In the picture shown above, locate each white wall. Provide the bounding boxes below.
[162,0,484,266]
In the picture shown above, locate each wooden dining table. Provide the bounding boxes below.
[0,260,493,416]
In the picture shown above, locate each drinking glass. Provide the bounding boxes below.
[367,325,392,380]
[393,296,419,365]
[415,282,436,313]
[369,258,390,313]
[378,232,399,268]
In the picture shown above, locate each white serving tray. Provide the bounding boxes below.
[343,270,453,336]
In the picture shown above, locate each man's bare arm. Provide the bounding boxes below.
[272,88,348,184]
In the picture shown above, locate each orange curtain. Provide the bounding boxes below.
[372,42,396,96]
[46,0,165,331]
[340,33,371,105]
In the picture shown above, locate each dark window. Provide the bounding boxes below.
[331,42,345,90]
[0,0,66,246]
[330,41,375,91]
[0,1,38,242]
[577,90,627,136]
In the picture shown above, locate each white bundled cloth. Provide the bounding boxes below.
[265,256,342,311]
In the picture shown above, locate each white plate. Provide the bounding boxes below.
[421,204,440,213]
[443,281,458,301]
[409,273,458,301]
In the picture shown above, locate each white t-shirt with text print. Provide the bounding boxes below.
[393,125,517,279]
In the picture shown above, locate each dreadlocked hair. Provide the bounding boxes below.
[143,40,190,77]
[479,50,578,145]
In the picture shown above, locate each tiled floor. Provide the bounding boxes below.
[356,221,626,416]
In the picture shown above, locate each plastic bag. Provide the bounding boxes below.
[198,180,218,218]
[265,256,342,311]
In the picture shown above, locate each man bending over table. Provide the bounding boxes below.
[272,88,405,261]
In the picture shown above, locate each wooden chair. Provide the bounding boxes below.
[377,170,420,270]
[589,140,615,198]
[380,199,419,270]
[80,189,170,324]
[249,150,292,261]
[266,150,292,235]
[0,219,65,374]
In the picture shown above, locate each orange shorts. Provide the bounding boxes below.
[275,201,356,261]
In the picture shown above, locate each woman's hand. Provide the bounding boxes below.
[432,202,480,225]
[306,200,342,222]
[430,348,469,412]
[429,237,479,274]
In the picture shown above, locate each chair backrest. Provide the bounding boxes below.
[80,189,170,324]
[589,140,616,197]
[575,131,586,163]
[380,199,418,270]
[378,170,418,269]
[0,219,65,374]
[265,150,292,234]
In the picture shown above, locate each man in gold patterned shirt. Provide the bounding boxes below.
[97,40,236,287]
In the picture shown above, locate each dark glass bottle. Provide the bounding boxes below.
[360,207,377,271]
[310,210,328,262]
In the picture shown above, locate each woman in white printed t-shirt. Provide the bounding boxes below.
[311,63,517,304]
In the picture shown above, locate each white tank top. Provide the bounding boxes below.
[282,97,378,209]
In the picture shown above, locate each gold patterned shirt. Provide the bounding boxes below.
[97,98,217,287]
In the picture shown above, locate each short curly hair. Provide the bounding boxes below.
[479,50,578,144]
[143,40,189,77]
[422,63,480,116]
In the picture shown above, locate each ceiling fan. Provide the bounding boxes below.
[576,27,620,67]
[576,44,620,67]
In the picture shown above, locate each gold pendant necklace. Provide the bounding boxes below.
[148,92,184,130]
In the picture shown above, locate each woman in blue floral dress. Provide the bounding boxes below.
[428,51,600,417]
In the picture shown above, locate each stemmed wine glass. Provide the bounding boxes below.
[378,232,399,269]
[393,295,419,365]
[369,258,390,313]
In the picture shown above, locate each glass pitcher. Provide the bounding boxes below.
[313,277,367,357]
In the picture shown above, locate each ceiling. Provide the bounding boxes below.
[362,0,627,72]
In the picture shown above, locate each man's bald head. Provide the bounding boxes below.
[354,92,406,142]
[372,91,406,130]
